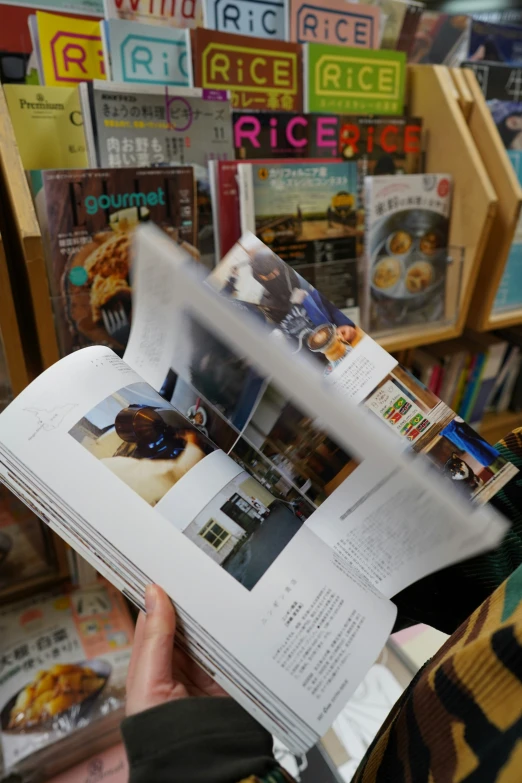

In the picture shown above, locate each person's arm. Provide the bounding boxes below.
[122,586,294,783]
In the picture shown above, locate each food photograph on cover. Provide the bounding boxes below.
[69,382,216,507]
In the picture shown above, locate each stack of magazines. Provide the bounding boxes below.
[0,227,514,752]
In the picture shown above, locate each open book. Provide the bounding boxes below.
[0,226,514,753]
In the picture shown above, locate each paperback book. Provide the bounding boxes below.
[192,28,303,112]
[462,60,522,101]
[365,173,453,333]
[3,84,88,170]
[0,225,513,760]
[30,166,196,356]
[101,19,193,87]
[239,160,360,320]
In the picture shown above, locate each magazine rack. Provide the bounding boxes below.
[453,67,522,332]
[371,245,465,349]
[377,65,499,355]
[0,66,500,360]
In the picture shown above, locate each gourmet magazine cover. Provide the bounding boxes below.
[31,166,196,356]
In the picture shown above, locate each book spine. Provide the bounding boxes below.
[238,163,255,236]
[79,83,99,167]
[460,353,486,420]
[100,20,112,81]
[439,352,464,405]
[208,160,221,263]
[453,352,475,413]
[499,351,521,412]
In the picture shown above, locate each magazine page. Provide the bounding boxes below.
[124,226,511,600]
[0,343,396,752]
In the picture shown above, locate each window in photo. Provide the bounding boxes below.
[199,520,231,551]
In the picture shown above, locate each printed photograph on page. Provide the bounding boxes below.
[69,380,309,590]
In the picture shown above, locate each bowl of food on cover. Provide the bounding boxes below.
[0,660,111,734]
[370,210,447,312]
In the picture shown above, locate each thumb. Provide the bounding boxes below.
[126,585,177,716]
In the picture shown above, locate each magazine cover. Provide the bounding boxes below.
[365,173,453,332]
[462,60,522,102]
[102,19,193,87]
[104,0,203,27]
[232,113,423,171]
[31,166,196,356]
[408,12,470,65]
[303,43,406,115]
[288,0,380,48]
[0,582,134,771]
[192,28,303,112]
[3,85,88,170]
[203,0,288,39]
[239,161,360,320]
[468,19,522,64]
[0,486,54,592]
[83,82,234,169]
[82,82,233,266]
[34,11,106,86]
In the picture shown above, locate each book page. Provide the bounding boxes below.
[125,226,511,602]
[0,342,395,753]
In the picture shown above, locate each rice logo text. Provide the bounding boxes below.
[295,4,377,47]
[209,0,286,38]
[50,31,106,83]
[121,34,189,85]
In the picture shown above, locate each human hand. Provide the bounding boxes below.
[126,584,227,717]
[336,325,357,344]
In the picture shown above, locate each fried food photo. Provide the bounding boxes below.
[406,261,433,293]
[419,231,439,256]
[7,663,106,730]
[387,231,412,255]
[373,257,401,289]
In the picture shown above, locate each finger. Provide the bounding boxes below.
[126,610,146,690]
[126,585,177,715]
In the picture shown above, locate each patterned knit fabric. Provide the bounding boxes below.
[250,428,522,783]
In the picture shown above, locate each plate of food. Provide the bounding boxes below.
[0,660,111,734]
[370,210,447,309]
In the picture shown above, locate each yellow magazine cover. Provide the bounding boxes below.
[3,85,88,170]
[36,10,106,86]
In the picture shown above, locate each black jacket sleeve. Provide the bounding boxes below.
[121,697,282,783]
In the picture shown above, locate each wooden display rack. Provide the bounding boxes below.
[0,231,29,398]
[450,67,522,332]
[0,86,60,374]
[377,65,498,353]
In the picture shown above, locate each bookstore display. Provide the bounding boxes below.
[1,2,522,780]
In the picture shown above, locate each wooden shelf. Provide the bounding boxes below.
[0,86,59,374]
[371,65,498,353]
[453,68,522,333]
[479,411,522,445]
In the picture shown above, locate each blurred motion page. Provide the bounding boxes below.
[0,225,512,754]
